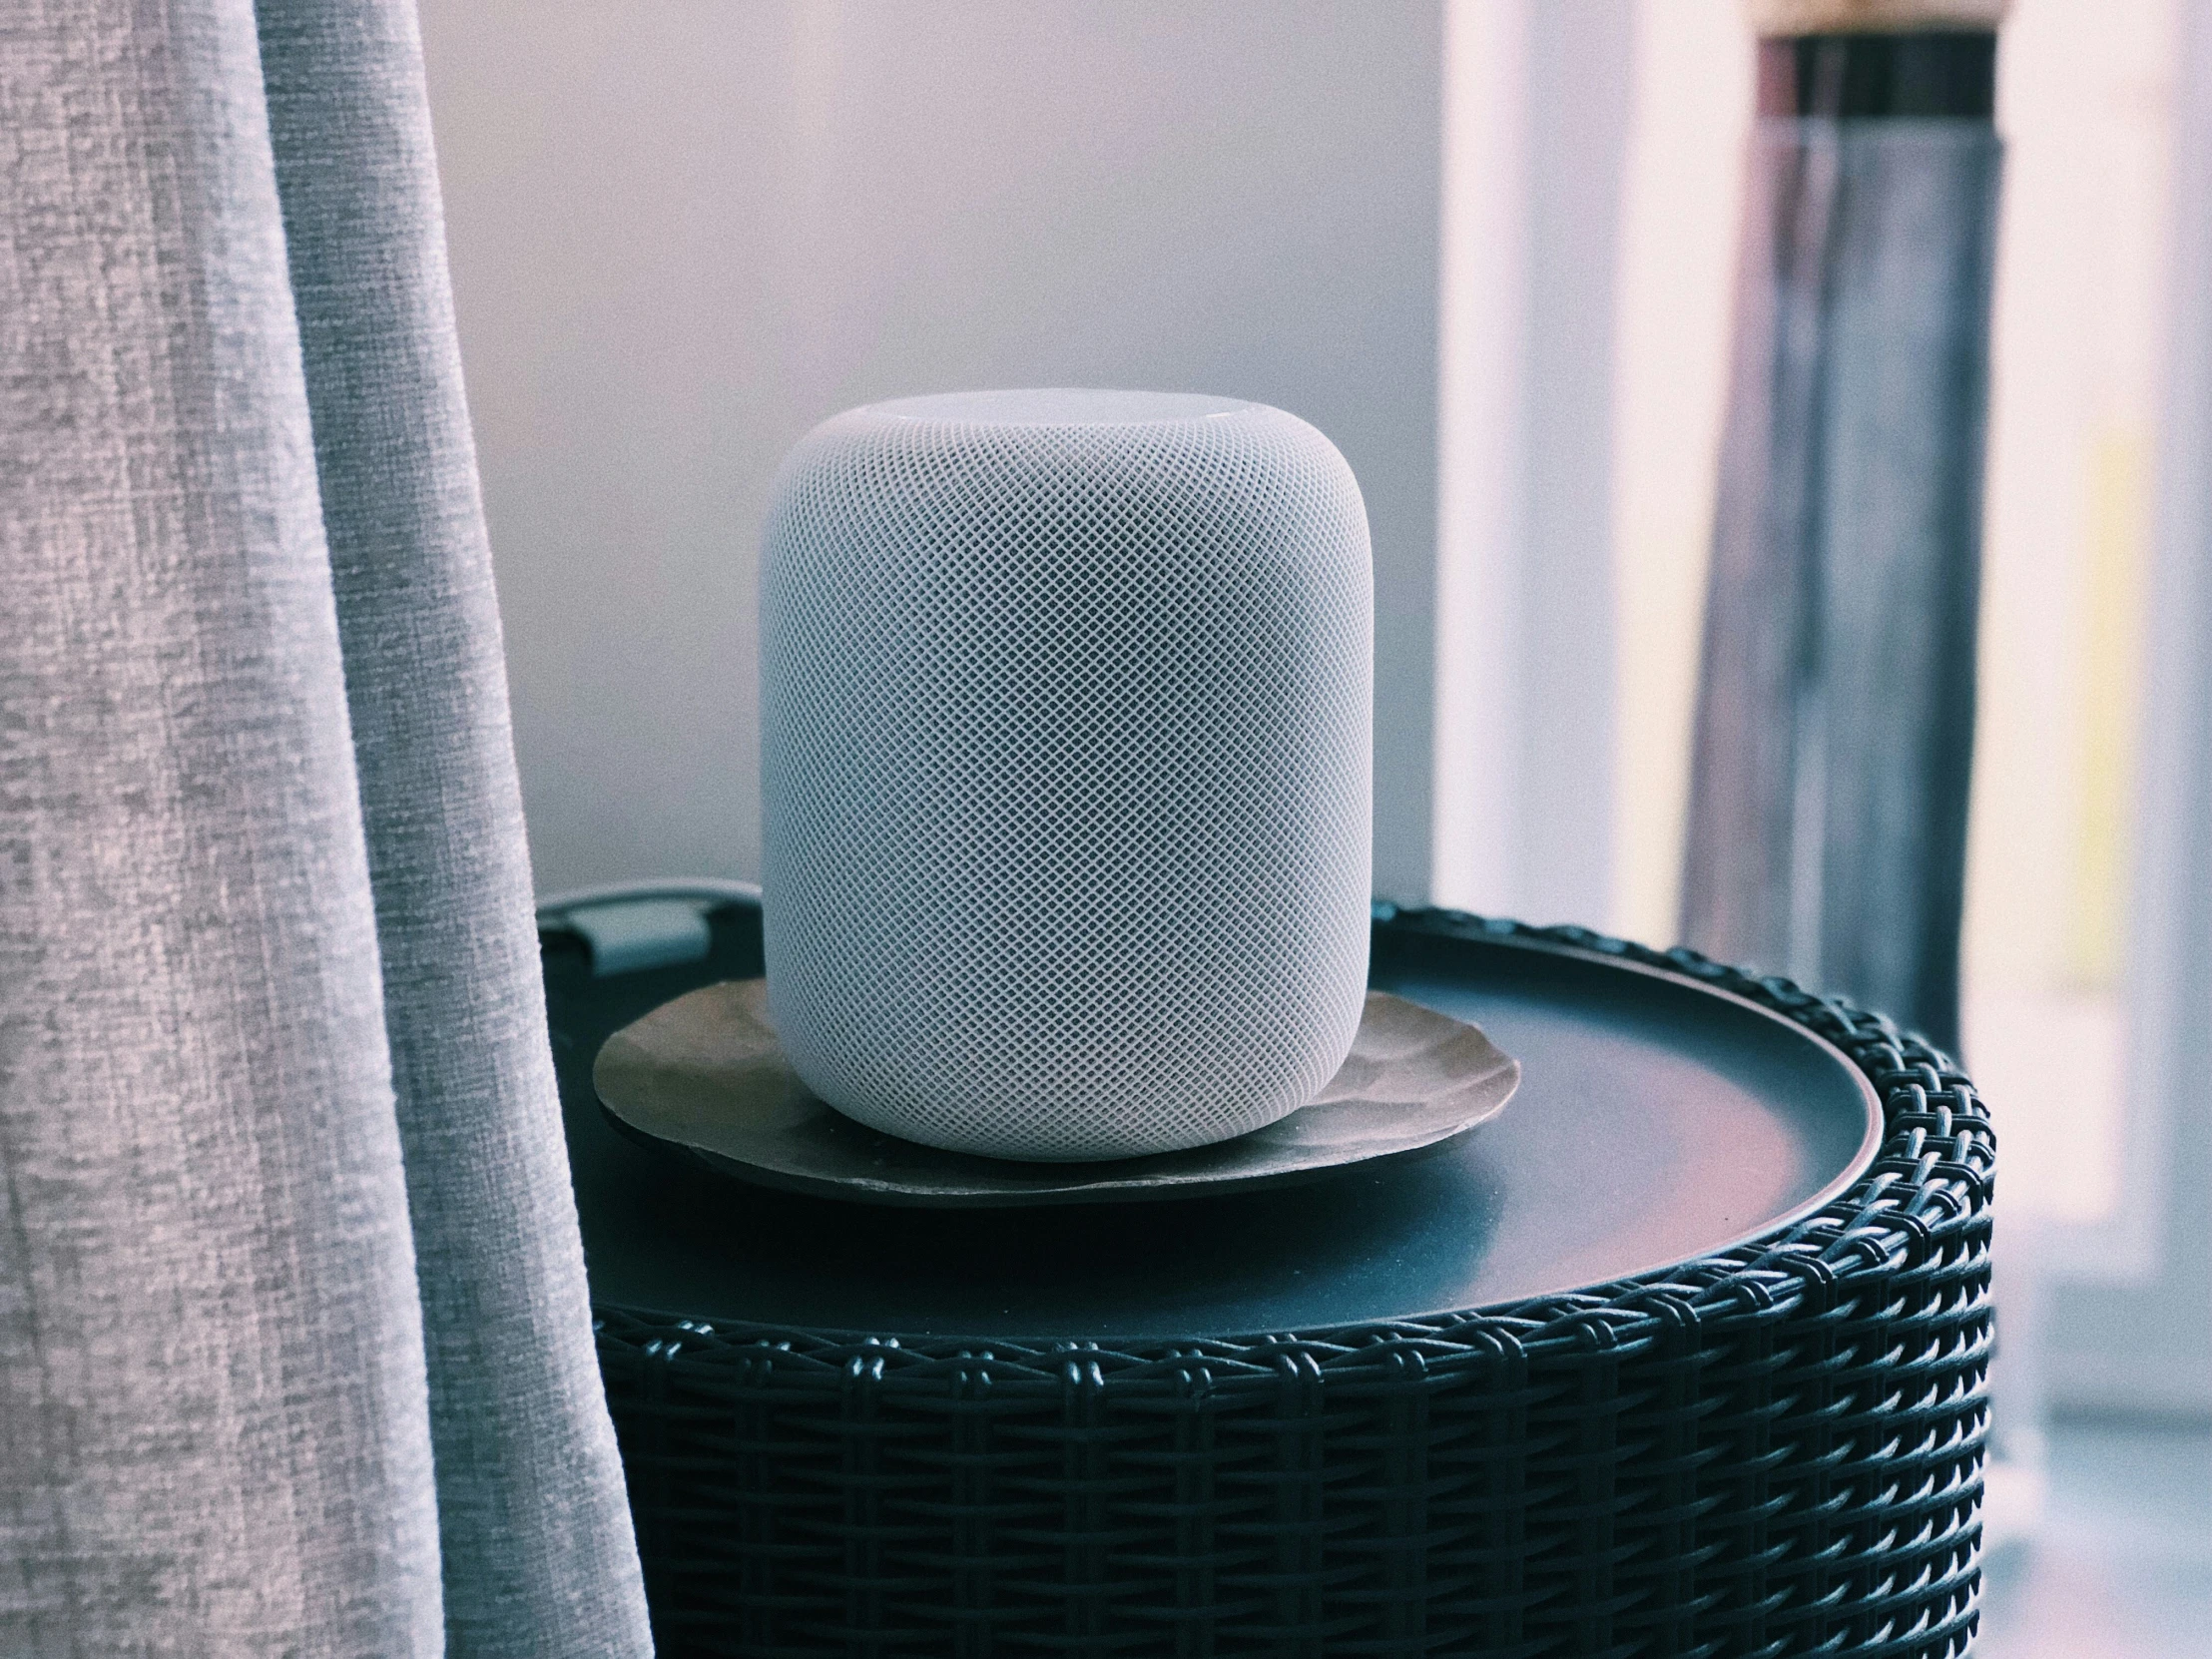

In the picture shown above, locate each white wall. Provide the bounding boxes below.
[420,0,1446,900]
[1434,0,1633,928]
[1607,0,1751,946]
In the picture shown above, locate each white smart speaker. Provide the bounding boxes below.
[760,388,1374,1160]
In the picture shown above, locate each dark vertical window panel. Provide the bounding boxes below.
[1685,40,2003,1053]
[1758,32,1998,121]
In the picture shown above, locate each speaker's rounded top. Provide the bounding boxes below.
[860,387,1258,427]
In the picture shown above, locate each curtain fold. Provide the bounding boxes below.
[256,2,650,1651]
[0,1,651,1652]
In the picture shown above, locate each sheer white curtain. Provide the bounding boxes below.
[2040,0,2212,1417]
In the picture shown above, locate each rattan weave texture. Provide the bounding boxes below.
[592,912,1993,1658]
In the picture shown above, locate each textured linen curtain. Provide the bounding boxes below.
[1,2,651,1653]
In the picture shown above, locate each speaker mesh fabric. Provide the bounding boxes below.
[761,390,1373,1160]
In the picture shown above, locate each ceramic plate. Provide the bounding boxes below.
[594,981,1520,1208]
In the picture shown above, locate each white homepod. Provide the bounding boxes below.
[760,388,1373,1160]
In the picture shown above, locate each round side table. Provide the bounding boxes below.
[543,896,1992,1659]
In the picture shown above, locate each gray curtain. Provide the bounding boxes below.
[0,1,652,1653]
[1682,117,2002,1054]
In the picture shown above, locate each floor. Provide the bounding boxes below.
[1977,1417,2212,1656]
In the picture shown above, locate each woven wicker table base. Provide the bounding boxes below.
[551,906,1992,1658]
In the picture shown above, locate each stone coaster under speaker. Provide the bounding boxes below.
[593,983,1519,1208]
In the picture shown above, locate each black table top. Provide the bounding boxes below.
[546,899,1880,1343]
